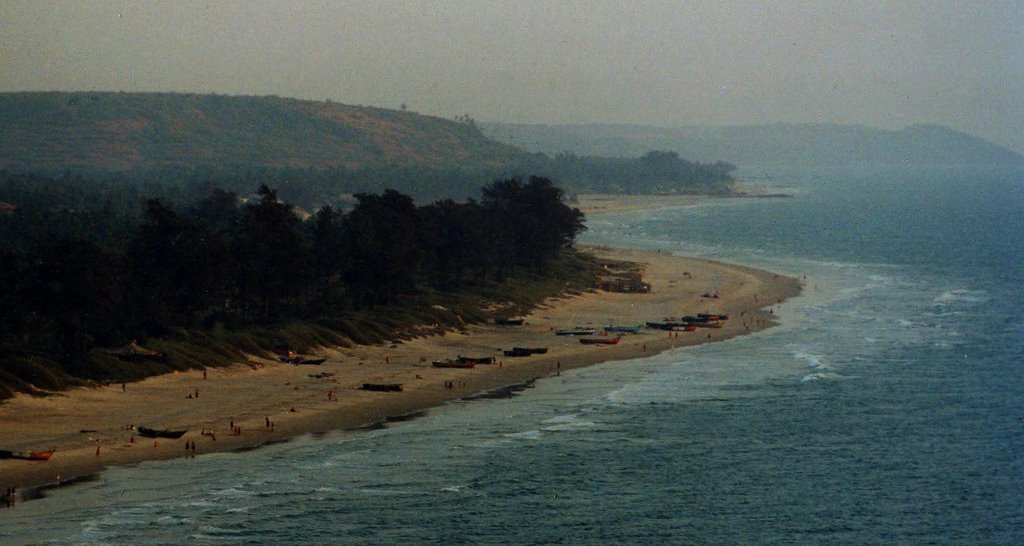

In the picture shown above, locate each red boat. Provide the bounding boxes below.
[0,449,54,461]
[579,337,621,345]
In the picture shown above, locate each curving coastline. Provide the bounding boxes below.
[0,245,801,500]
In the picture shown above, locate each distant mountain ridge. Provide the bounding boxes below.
[481,122,1024,167]
[0,92,524,174]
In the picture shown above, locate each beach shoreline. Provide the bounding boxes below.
[572,186,794,217]
[0,245,801,503]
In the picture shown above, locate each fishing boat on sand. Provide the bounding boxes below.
[137,427,187,439]
[433,360,476,369]
[361,383,404,392]
[555,327,596,336]
[457,355,495,365]
[503,346,548,357]
[646,320,689,330]
[503,348,532,357]
[579,337,621,345]
[0,449,54,461]
[495,318,525,326]
[513,346,548,355]
[604,325,643,333]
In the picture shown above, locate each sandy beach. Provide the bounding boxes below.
[572,193,704,215]
[0,245,801,498]
[572,187,793,217]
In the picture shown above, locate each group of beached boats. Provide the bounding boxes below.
[353,312,729,392]
[553,313,729,343]
[5,314,734,461]
[645,313,730,330]
[1,423,195,463]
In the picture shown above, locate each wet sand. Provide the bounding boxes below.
[0,245,801,498]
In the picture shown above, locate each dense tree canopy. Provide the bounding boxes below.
[0,172,587,384]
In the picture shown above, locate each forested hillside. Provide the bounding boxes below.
[0,92,521,173]
[482,122,1024,167]
[0,92,737,202]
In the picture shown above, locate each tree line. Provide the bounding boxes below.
[0,174,585,377]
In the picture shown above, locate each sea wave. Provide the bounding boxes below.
[503,430,543,441]
[792,350,831,370]
[932,289,989,305]
[541,413,598,432]
[800,372,851,382]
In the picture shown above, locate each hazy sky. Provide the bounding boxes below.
[2,0,1022,153]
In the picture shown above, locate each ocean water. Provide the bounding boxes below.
[3,165,1023,544]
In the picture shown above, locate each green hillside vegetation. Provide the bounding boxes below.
[481,122,1024,168]
[0,92,736,203]
[517,151,735,195]
[0,92,519,172]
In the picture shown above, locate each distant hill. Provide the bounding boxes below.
[0,92,741,202]
[481,122,1024,168]
[0,92,524,174]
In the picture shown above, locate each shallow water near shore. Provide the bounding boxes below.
[3,164,1023,544]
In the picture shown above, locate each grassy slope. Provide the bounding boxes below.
[0,92,523,173]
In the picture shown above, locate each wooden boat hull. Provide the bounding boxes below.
[579,337,621,345]
[457,356,495,365]
[513,347,548,355]
[362,383,403,392]
[503,349,532,357]
[433,361,476,369]
[0,449,54,461]
[604,326,642,333]
[646,321,688,330]
[137,427,187,439]
[555,329,596,336]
